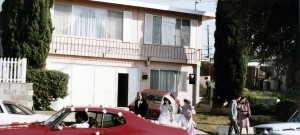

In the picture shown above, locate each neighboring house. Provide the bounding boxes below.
[41,0,214,110]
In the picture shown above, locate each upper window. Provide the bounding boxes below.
[53,4,124,40]
[145,14,191,47]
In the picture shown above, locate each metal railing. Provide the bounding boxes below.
[0,58,27,83]
[50,35,201,64]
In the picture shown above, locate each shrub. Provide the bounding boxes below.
[246,96,275,115]
[274,100,298,121]
[27,69,69,111]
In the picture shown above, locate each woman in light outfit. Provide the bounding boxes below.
[182,99,196,135]
[238,97,251,134]
[158,95,177,125]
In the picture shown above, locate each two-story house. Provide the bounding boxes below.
[4,0,214,110]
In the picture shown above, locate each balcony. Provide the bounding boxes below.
[49,35,201,64]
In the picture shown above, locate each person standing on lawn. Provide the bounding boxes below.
[228,95,241,135]
[238,97,251,134]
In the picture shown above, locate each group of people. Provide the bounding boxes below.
[134,92,196,135]
[228,95,251,135]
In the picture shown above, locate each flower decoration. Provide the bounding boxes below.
[137,114,141,117]
[95,132,100,135]
[118,112,123,117]
[103,109,107,114]
[85,108,88,112]
[71,107,75,112]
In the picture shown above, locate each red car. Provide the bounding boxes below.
[0,106,188,135]
[128,89,172,119]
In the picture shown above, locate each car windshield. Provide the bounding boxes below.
[288,110,300,122]
[143,93,163,105]
[44,108,70,126]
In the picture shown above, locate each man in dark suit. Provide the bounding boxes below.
[134,92,148,117]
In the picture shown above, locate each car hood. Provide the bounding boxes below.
[254,122,300,130]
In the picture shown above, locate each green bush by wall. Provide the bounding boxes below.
[27,69,69,111]
[274,100,298,121]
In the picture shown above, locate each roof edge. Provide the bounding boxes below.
[88,0,215,18]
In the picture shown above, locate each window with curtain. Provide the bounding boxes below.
[54,4,72,35]
[107,11,123,40]
[144,14,191,47]
[150,70,180,92]
[53,4,123,40]
[152,16,162,45]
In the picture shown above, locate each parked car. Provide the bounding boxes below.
[254,109,300,134]
[128,89,173,119]
[0,106,188,135]
[0,100,51,125]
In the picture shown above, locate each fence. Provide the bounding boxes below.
[0,58,27,83]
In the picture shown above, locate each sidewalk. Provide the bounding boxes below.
[195,128,208,135]
[217,126,254,135]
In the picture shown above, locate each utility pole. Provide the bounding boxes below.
[206,25,210,60]
[195,0,199,10]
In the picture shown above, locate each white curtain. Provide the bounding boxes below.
[144,14,153,44]
[182,20,190,47]
[178,72,187,92]
[151,70,178,92]
[72,6,88,37]
[175,19,182,46]
[159,70,167,91]
[95,9,108,39]
[150,70,159,89]
[53,4,72,35]
[152,16,162,45]
[123,11,132,42]
[53,4,124,40]
[190,20,198,48]
[162,17,176,46]
[107,11,123,40]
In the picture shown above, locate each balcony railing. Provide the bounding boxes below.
[50,35,201,64]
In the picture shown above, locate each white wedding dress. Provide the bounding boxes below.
[158,95,177,125]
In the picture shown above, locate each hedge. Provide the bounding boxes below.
[274,100,298,121]
[27,69,69,111]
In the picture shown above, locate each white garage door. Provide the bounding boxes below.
[47,61,139,110]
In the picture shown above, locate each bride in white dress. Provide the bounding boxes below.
[158,95,177,125]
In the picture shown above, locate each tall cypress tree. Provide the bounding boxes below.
[214,0,250,101]
[0,0,53,69]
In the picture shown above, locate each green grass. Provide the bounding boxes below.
[193,113,229,135]
[242,88,299,100]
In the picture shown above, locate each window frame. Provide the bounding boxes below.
[144,14,192,47]
[150,69,180,92]
[53,3,125,41]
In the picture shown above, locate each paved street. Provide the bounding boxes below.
[195,128,208,135]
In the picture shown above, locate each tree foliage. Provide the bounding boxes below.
[249,0,298,68]
[214,0,250,101]
[0,0,53,69]
[214,0,298,101]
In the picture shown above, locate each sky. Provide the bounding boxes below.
[131,0,217,59]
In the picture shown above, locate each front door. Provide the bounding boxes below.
[117,73,129,107]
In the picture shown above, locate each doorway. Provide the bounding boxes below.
[117,73,129,107]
